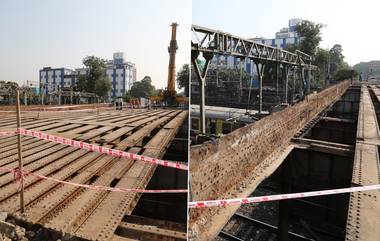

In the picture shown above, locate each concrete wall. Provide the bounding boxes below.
[189,81,349,240]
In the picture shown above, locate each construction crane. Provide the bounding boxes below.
[167,22,178,100]
[150,22,187,106]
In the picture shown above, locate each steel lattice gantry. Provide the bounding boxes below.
[191,24,317,133]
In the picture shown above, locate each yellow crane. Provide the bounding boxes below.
[150,23,187,106]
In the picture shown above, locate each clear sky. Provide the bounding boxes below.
[0,0,191,88]
[193,0,380,66]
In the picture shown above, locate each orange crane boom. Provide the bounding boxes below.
[167,22,178,94]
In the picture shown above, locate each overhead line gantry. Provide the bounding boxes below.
[191,24,317,133]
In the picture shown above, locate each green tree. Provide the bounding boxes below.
[329,44,345,73]
[295,20,325,56]
[123,91,132,102]
[314,47,330,85]
[0,80,19,92]
[76,56,112,98]
[206,65,251,88]
[0,81,19,104]
[176,64,189,96]
[130,76,156,98]
[333,68,358,82]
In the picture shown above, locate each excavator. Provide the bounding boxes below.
[150,22,187,106]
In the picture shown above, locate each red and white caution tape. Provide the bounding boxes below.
[188,184,380,208]
[0,167,187,193]
[0,131,16,137]
[0,109,98,113]
[17,129,188,171]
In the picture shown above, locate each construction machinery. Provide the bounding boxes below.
[150,22,187,106]
[167,22,178,100]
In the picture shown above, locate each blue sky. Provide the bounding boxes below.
[0,0,191,88]
[193,0,380,66]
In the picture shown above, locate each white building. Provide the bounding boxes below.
[252,18,302,48]
[106,52,137,98]
[207,18,303,83]
[39,52,137,98]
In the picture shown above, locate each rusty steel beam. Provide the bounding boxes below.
[345,85,380,241]
[74,111,188,241]
[0,109,188,241]
[117,221,186,240]
[292,137,355,157]
[189,81,349,241]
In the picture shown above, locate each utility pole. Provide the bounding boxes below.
[255,63,265,114]
[16,89,25,213]
[284,65,290,104]
[192,52,213,134]
[327,46,330,87]
[23,90,27,106]
[239,59,243,103]
[58,86,61,105]
[292,68,296,103]
[41,84,45,105]
[70,87,73,104]
[276,63,279,97]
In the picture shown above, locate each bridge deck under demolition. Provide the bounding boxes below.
[345,85,380,241]
[0,109,187,241]
[189,82,380,241]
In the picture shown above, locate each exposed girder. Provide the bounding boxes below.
[191,24,316,68]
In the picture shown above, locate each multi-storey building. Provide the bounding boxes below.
[252,18,302,48]
[39,52,137,98]
[205,18,303,81]
[39,67,74,94]
[106,52,137,98]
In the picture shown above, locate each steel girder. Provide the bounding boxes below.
[191,25,316,69]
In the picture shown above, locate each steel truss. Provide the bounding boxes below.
[191,25,315,68]
[191,25,317,133]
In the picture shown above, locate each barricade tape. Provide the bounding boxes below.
[188,184,380,208]
[0,131,16,137]
[0,107,115,113]
[0,167,187,193]
[0,130,188,171]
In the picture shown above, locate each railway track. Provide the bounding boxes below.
[0,108,187,241]
[215,185,315,241]
[219,212,314,241]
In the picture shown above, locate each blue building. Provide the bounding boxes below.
[39,52,137,98]
[208,18,303,81]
